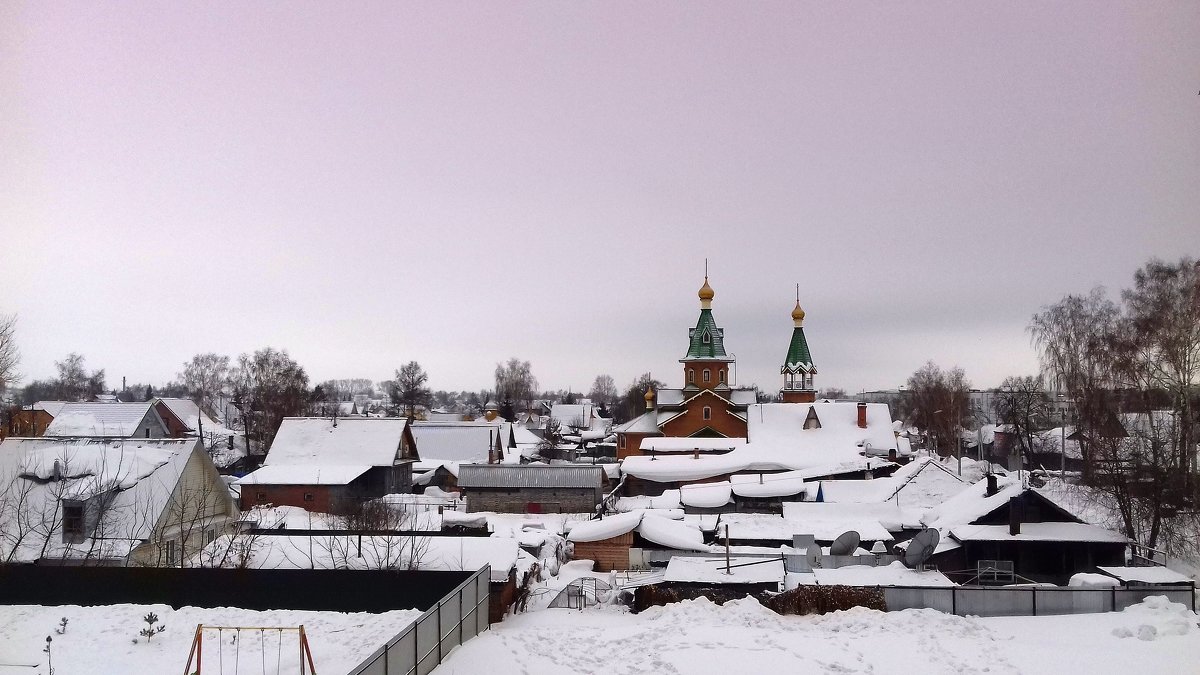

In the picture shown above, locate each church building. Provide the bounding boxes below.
[615,275,817,459]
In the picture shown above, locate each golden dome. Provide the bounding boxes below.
[792,300,806,326]
[698,277,715,302]
[644,387,655,408]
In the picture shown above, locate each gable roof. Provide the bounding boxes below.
[265,417,411,468]
[0,436,213,562]
[43,402,163,438]
[409,421,500,463]
[815,457,968,509]
[614,410,662,435]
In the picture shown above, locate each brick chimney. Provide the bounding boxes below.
[986,473,999,497]
[856,401,867,429]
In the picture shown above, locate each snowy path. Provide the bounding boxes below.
[0,604,421,675]
[433,597,1200,675]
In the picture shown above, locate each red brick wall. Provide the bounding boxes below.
[240,484,339,512]
[682,362,729,391]
[617,432,655,460]
[660,391,747,439]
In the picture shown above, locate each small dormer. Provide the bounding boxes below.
[803,407,822,430]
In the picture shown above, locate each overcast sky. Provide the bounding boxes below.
[1,2,1197,397]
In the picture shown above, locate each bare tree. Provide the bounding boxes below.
[227,348,310,454]
[52,353,105,401]
[994,375,1052,468]
[905,361,971,456]
[494,358,538,413]
[587,375,617,407]
[0,314,19,395]
[179,353,230,414]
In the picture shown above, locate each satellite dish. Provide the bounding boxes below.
[904,528,940,568]
[829,530,861,556]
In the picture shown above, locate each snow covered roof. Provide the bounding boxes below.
[266,417,411,468]
[680,481,732,508]
[664,555,783,585]
[235,464,372,486]
[1096,566,1195,585]
[156,398,236,437]
[729,471,807,498]
[43,402,161,438]
[637,513,708,551]
[196,533,526,582]
[409,421,499,463]
[783,501,921,533]
[613,410,661,435]
[814,457,968,509]
[949,522,1128,544]
[0,436,213,562]
[920,474,1025,531]
[719,513,893,543]
[641,437,746,453]
[810,561,954,587]
[567,511,643,542]
[747,402,898,458]
[32,400,68,417]
[550,404,595,427]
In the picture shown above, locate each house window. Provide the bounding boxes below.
[145,428,151,438]
[719,370,725,383]
[303,492,315,502]
[165,539,177,565]
[619,436,627,449]
[256,492,266,502]
[205,529,216,545]
[703,407,711,420]
[703,370,711,383]
[63,504,84,537]
[688,369,695,384]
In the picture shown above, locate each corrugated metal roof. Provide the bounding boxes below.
[457,464,604,489]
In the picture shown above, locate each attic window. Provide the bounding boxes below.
[703,407,711,420]
[803,407,822,430]
[145,428,151,438]
[702,331,710,344]
[62,504,84,537]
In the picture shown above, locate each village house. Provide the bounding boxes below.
[235,417,418,512]
[41,401,190,440]
[5,401,66,439]
[0,435,238,566]
[910,473,1128,585]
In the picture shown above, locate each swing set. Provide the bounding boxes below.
[183,624,317,675]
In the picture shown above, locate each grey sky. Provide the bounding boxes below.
[1,2,1197,396]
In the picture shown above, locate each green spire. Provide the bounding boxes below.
[783,325,814,373]
[684,308,730,360]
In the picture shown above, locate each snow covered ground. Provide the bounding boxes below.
[0,603,420,675]
[434,595,1199,675]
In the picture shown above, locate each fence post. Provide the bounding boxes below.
[414,616,420,674]
[951,586,957,615]
[1031,588,1037,617]
[1111,586,1117,613]
[437,599,443,663]
[459,582,465,643]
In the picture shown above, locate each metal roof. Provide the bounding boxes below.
[457,464,604,489]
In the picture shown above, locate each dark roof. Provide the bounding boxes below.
[782,326,815,373]
[683,309,732,361]
[457,464,604,489]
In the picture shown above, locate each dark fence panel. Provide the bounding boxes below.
[0,566,473,613]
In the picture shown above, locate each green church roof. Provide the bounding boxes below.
[683,309,732,361]
[783,326,815,373]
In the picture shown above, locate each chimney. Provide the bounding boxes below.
[986,474,998,497]
[1008,496,1023,536]
[857,401,867,429]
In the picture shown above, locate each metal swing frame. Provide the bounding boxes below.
[183,624,318,675]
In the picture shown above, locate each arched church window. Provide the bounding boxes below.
[702,331,711,344]
[688,369,695,384]
[703,369,711,383]
[719,370,725,384]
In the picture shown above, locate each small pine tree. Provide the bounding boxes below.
[138,612,166,643]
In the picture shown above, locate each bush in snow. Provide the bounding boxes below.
[55,617,68,634]
[137,612,166,643]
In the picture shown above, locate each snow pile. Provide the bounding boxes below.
[1110,596,1197,641]
[680,480,732,508]
[637,514,708,551]
[1069,573,1121,588]
[641,596,783,629]
[566,511,643,542]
